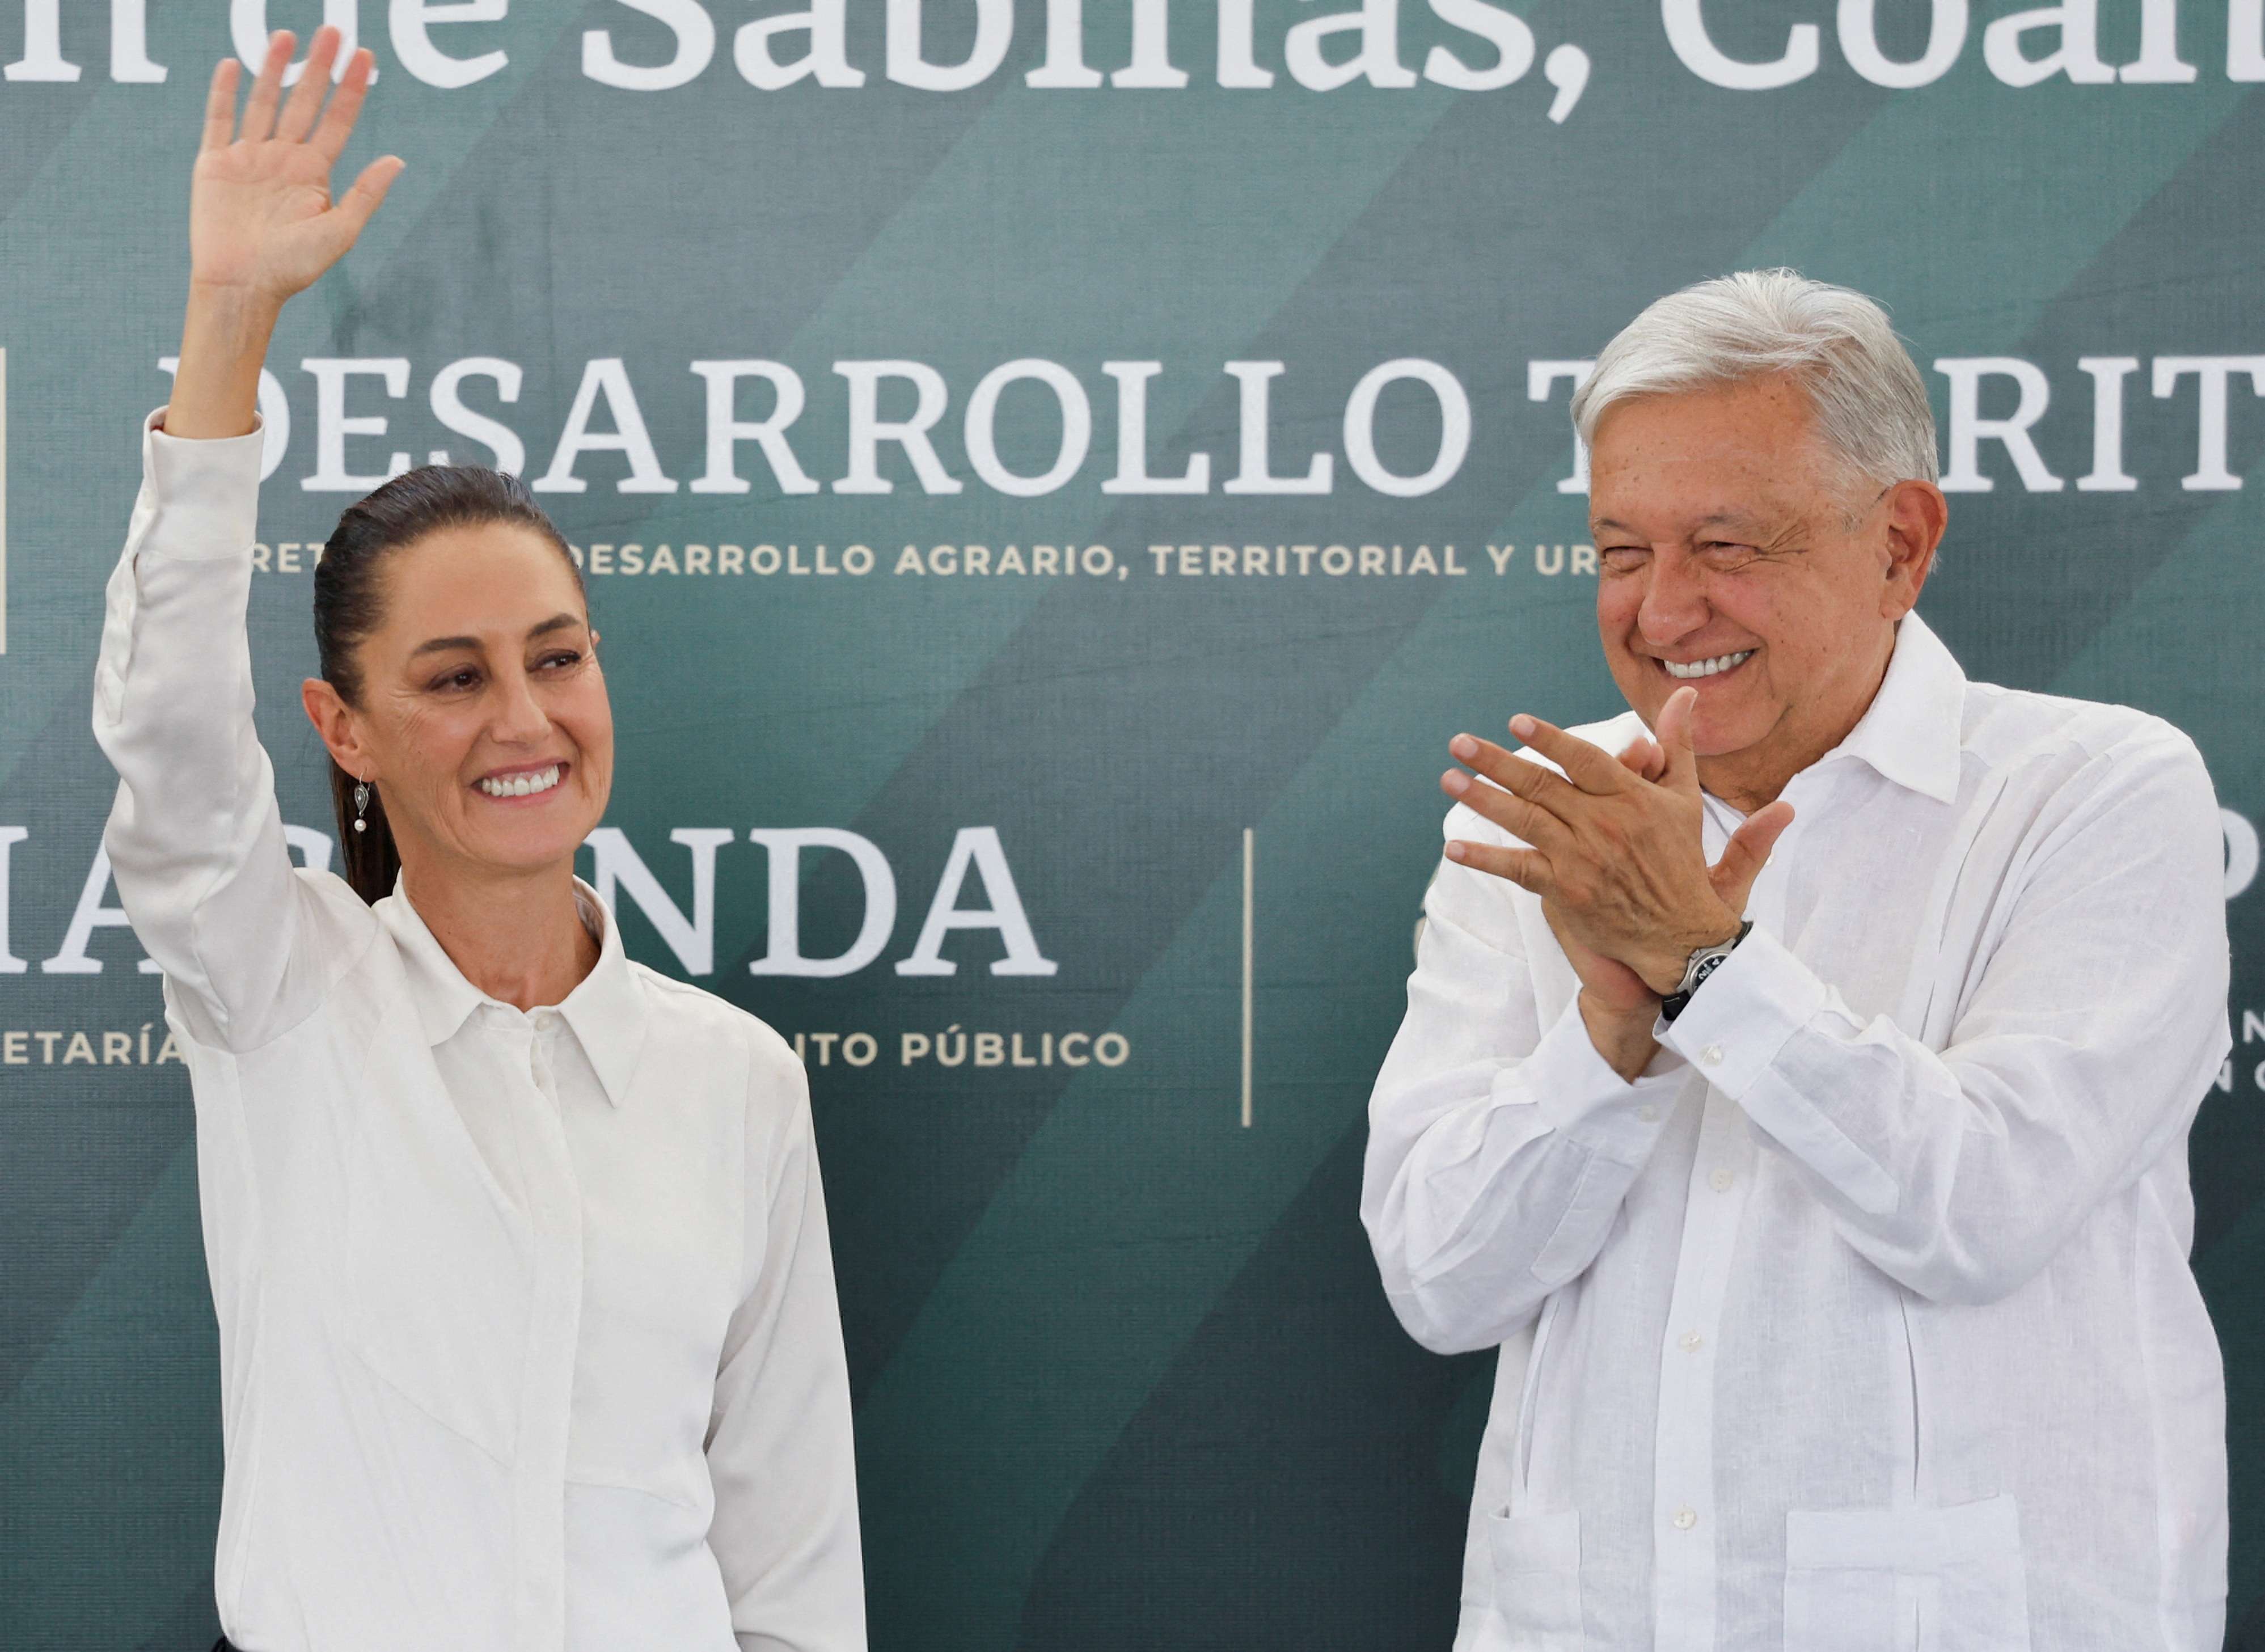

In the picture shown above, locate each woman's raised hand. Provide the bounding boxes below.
[168,27,402,441]
[192,28,401,303]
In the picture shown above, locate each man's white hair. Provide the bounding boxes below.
[1570,268,1938,489]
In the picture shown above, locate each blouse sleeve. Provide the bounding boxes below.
[705,1033,867,1652]
[91,409,349,1051]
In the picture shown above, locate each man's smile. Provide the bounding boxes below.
[1657,648,1756,682]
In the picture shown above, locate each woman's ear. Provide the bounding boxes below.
[301,678,370,779]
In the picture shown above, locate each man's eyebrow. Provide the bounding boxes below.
[409,614,583,658]
[1591,512,1770,536]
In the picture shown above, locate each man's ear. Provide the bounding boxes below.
[301,678,370,780]
[1879,479,1947,620]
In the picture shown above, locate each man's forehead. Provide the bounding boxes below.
[1590,495,1808,540]
[1590,381,1826,473]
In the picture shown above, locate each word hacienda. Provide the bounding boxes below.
[7,825,1057,983]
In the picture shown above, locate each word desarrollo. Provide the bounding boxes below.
[161,354,1490,501]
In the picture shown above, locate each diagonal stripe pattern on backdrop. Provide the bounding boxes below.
[846,74,2259,1652]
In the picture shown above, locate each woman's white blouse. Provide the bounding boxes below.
[92,413,865,1652]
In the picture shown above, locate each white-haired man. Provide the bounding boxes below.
[1362,269,2230,1650]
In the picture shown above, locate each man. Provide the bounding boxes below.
[1362,269,2229,1651]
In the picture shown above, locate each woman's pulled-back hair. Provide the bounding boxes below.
[314,466,584,905]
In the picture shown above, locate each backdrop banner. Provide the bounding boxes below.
[3,2,2263,1646]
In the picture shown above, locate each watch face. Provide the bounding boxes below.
[1691,953,1727,990]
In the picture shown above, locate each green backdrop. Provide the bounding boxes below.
[3,2,2263,1646]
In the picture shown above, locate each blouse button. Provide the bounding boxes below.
[1638,1104,1661,1123]
[1671,1507,1697,1531]
[1710,1168,1735,1193]
[1700,1043,1724,1066]
[1678,1331,1704,1353]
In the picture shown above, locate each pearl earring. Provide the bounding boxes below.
[353,780,371,833]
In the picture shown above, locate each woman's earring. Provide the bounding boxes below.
[353,780,371,834]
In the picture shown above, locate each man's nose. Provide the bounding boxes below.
[1637,553,1709,647]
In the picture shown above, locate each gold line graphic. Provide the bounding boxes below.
[1241,827,1254,1128]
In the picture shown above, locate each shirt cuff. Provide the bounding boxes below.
[1655,923,1826,1096]
[138,406,267,564]
[1505,995,1688,1166]
[1656,923,1905,1216]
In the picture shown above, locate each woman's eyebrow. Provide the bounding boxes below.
[409,614,581,658]
[409,633,480,658]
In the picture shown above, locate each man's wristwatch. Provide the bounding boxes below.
[1658,921,1752,1025]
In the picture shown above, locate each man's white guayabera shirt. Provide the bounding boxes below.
[1362,612,2231,1652]
[92,414,865,1652]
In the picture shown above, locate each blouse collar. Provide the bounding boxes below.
[378,873,648,1108]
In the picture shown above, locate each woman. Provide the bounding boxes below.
[95,30,864,1651]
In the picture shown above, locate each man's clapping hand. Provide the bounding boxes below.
[1438,686,1794,1078]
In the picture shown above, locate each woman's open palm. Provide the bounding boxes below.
[191,27,400,303]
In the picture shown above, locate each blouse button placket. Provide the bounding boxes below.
[505,1015,583,1651]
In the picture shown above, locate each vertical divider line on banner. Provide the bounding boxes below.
[1242,827,1254,1129]
[1,346,9,656]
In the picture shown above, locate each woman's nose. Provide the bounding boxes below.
[491,669,551,742]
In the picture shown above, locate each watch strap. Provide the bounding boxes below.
[1658,920,1752,1025]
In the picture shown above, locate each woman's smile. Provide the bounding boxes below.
[472,759,569,801]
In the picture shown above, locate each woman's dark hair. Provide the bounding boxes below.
[314,466,584,904]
